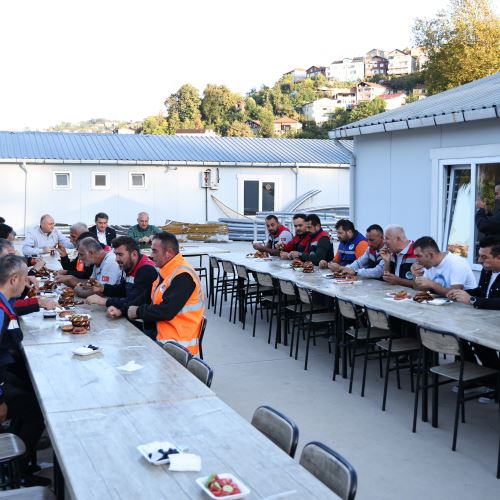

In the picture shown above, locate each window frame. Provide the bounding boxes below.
[237,174,281,216]
[431,144,500,271]
[52,171,71,190]
[129,172,147,190]
[91,171,111,190]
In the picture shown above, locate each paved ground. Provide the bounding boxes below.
[201,244,499,500]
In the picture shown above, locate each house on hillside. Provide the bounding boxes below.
[283,68,307,82]
[387,49,417,76]
[302,98,341,124]
[272,117,302,135]
[366,48,388,59]
[306,66,327,78]
[379,93,406,110]
[327,58,365,82]
[364,55,389,78]
[329,72,500,271]
[1,132,350,233]
[356,81,388,102]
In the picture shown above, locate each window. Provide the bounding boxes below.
[129,172,146,189]
[92,171,110,190]
[442,161,500,267]
[53,171,71,189]
[242,179,276,215]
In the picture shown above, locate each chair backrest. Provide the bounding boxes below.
[279,279,296,297]
[419,327,461,357]
[256,272,274,288]
[297,286,312,305]
[300,441,357,500]
[187,357,213,387]
[221,260,234,274]
[162,341,192,367]
[209,256,220,270]
[0,486,57,498]
[235,264,249,280]
[337,299,357,320]
[0,433,26,461]
[198,316,207,354]
[251,405,299,458]
[365,306,390,331]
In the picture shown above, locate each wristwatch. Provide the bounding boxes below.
[469,296,477,306]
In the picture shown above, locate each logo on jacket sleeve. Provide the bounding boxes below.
[102,276,110,283]
[405,271,413,280]
[349,244,354,250]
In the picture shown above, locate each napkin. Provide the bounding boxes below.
[168,453,201,471]
[117,360,143,372]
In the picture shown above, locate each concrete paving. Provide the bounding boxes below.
[201,247,499,500]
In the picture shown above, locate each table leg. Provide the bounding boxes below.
[53,451,65,500]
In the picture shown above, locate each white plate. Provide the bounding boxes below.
[40,292,58,298]
[425,298,453,306]
[384,297,411,303]
[279,263,292,268]
[332,278,359,284]
[196,473,250,499]
[137,441,180,465]
[72,345,100,356]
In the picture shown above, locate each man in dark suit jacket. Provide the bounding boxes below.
[89,212,116,247]
[448,236,500,372]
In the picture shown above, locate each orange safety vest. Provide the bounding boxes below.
[151,253,205,355]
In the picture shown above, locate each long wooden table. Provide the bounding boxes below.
[18,297,336,498]
[217,253,500,352]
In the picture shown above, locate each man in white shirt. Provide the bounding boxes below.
[22,214,72,257]
[411,236,476,296]
[74,237,121,297]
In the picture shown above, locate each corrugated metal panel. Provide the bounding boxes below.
[333,72,500,137]
[0,132,351,165]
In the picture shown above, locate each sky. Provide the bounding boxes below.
[0,0,497,130]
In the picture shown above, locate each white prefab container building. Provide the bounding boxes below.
[0,133,351,234]
[330,72,500,271]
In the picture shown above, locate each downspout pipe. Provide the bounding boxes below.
[333,139,356,222]
[18,161,28,236]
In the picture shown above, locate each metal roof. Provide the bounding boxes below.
[0,131,351,167]
[331,72,500,139]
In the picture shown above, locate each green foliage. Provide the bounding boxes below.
[226,122,254,137]
[137,115,169,135]
[414,0,500,94]
[164,84,202,129]
[201,84,244,135]
[294,121,329,139]
[405,94,420,104]
[257,107,275,138]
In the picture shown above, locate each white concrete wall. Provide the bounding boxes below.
[353,118,500,241]
[1,163,350,233]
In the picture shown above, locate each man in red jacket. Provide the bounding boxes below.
[253,215,293,256]
[280,214,310,260]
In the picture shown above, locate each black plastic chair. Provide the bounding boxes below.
[299,441,357,500]
[187,357,214,387]
[198,316,207,360]
[162,341,192,367]
[251,405,299,458]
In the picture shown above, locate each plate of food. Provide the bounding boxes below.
[385,290,411,301]
[332,276,358,284]
[72,344,100,356]
[196,473,249,499]
[301,262,315,274]
[412,291,435,303]
[137,441,180,465]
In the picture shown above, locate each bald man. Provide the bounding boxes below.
[127,212,161,249]
[380,225,416,287]
[22,214,72,257]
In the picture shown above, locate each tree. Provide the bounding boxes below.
[164,84,202,128]
[138,114,169,135]
[405,94,420,104]
[201,84,242,134]
[349,98,387,122]
[257,106,275,137]
[414,0,500,94]
[226,122,254,137]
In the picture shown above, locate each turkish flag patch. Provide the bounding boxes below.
[101,276,110,283]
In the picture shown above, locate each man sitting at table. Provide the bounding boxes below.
[289,214,333,265]
[280,214,310,260]
[327,224,384,279]
[380,225,416,287]
[127,232,205,352]
[253,215,293,256]
[322,219,368,269]
[55,224,93,283]
[85,236,158,323]
[89,212,116,247]
[127,212,161,249]
[411,236,476,295]
[0,255,49,486]
[22,214,73,257]
[74,237,121,297]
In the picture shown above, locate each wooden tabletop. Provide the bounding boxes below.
[23,334,214,414]
[218,253,500,352]
[46,397,336,499]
